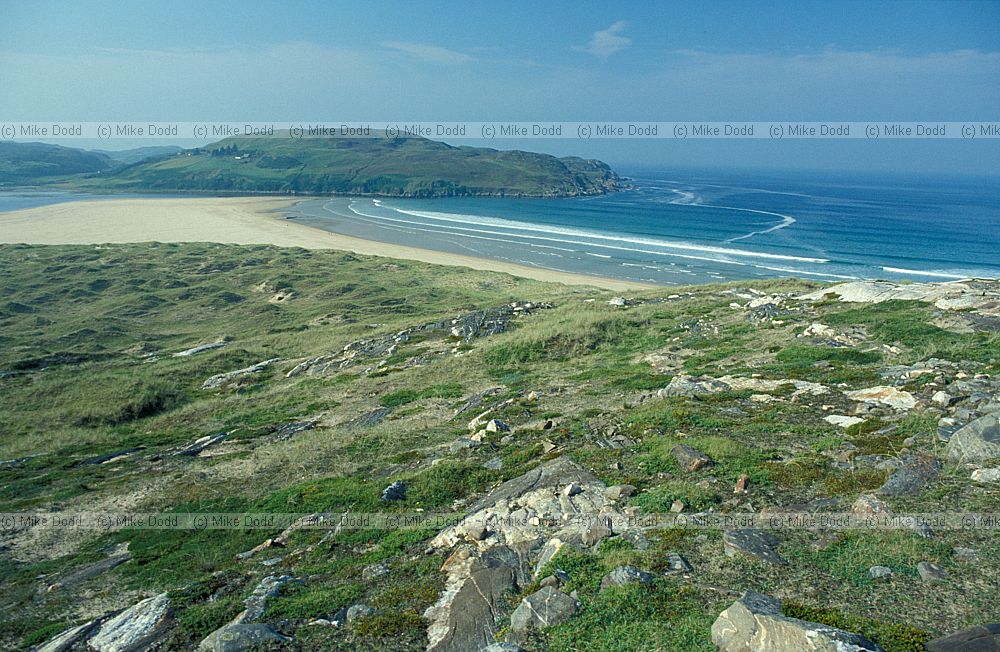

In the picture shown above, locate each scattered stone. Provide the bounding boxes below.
[971,468,1000,483]
[932,391,956,407]
[824,414,866,428]
[608,296,628,307]
[672,444,714,472]
[510,586,578,639]
[202,358,280,389]
[711,591,883,651]
[926,623,1000,652]
[869,565,893,579]
[845,386,918,410]
[381,481,407,502]
[878,453,941,496]
[670,499,685,513]
[604,484,637,501]
[917,561,949,583]
[947,415,1000,464]
[362,562,390,581]
[663,553,693,575]
[723,529,786,565]
[600,565,655,591]
[175,432,228,457]
[347,604,377,622]
[485,419,510,433]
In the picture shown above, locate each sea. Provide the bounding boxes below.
[3,170,999,286]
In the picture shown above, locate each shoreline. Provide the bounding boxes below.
[0,196,658,291]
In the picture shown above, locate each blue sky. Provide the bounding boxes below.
[3,0,999,173]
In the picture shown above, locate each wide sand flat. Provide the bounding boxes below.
[0,197,655,291]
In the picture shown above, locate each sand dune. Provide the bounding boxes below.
[0,197,655,291]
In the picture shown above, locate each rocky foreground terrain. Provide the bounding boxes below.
[1,244,998,651]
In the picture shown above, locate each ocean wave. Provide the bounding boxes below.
[881,267,972,280]
[385,205,826,263]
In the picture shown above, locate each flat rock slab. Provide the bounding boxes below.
[723,529,787,565]
[199,623,291,652]
[343,407,392,430]
[878,453,941,496]
[845,386,918,410]
[88,592,172,652]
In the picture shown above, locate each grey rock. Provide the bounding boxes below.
[712,591,884,651]
[510,586,578,635]
[926,623,1000,652]
[88,592,172,652]
[483,457,503,471]
[604,484,637,501]
[600,565,655,591]
[582,523,611,547]
[200,623,291,652]
[49,551,131,590]
[242,575,297,623]
[173,341,226,357]
[878,453,941,496]
[344,407,392,430]
[175,432,228,457]
[917,561,949,583]
[658,374,730,398]
[33,619,102,652]
[381,481,407,502]
[347,604,377,622]
[450,437,482,453]
[479,645,527,652]
[869,565,893,579]
[362,563,390,581]
[485,419,510,433]
[723,529,786,565]
[672,444,714,472]
[947,415,1000,463]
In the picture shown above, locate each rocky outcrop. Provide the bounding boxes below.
[201,359,280,389]
[800,280,1000,315]
[509,586,579,642]
[723,530,786,565]
[199,575,297,651]
[173,341,226,357]
[424,457,638,652]
[658,374,827,399]
[711,591,884,651]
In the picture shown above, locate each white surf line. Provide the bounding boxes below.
[343,203,753,267]
[385,205,825,263]
[651,178,812,199]
[755,265,858,280]
[882,266,969,280]
[661,188,798,243]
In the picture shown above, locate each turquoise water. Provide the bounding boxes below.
[4,171,998,286]
[289,170,1000,285]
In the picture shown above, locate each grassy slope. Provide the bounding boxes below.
[0,142,113,183]
[57,135,620,197]
[1,243,998,650]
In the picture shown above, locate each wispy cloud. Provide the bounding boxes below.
[577,21,632,60]
[381,41,473,65]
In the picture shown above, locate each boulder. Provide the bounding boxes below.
[711,591,884,651]
[664,553,693,575]
[600,565,655,591]
[381,481,407,502]
[657,374,731,398]
[972,468,1000,483]
[917,561,949,583]
[672,444,714,472]
[869,565,893,579]
[927,623,1000,652]
[510,586,578,637]
[202,358,280,389]
[947,415,1000,464]
[824,415,866,428]
[199,624,290,652]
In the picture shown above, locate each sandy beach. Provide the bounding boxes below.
[0,197,656,291]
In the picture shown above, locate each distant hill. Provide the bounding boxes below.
[92,145,184,166]
[66,133,621,197]
[0,142,113,184]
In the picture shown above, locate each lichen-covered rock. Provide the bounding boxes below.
[509,586,579,637]
[947,415,1000,464]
